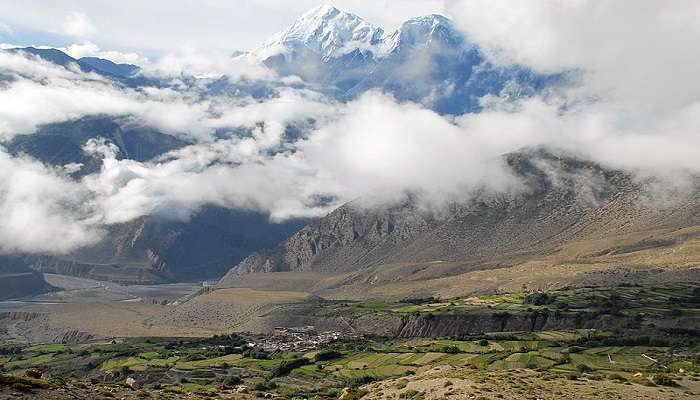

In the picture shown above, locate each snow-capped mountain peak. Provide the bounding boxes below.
[251,5,556,115]
[383,14,464,53]
[256,4,384,62]
[254,6,468,63]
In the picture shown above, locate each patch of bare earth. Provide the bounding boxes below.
[362,366,699,400]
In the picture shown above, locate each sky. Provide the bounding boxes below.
[0,1,699,255]
[0,0,446,57]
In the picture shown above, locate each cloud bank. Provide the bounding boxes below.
[447,0,700,112]
[0,150,101,254]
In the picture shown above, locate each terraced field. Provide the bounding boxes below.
[2,331,699,399]
[380,282,700,318]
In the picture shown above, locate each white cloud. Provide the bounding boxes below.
[2,76,697,255]
[301,91,520,207]
[140,47,273,80]
[0,149,102,254]
[0,51,214,141]
[63,11,95,38]
[0,50,345,142]
[84,150,332,223]
[79,90,700,229]
[61,41,148,65]
[447,0,700,112]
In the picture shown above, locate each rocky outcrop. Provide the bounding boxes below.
[256,304,634,338]
[391,313,629,338]
[55,330,95,343]
[24,255,163,285]
[225,200,433,276]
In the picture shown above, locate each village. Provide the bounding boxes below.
[244,326,358,352]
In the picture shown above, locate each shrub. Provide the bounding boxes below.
[439,345,461,354]
[346,375,377,388]
[243,346,270,359]
[0,374,50,390]
[183,354,206,362]
[314,349,342,362]
[491,311,511,320]
[478,339,489,346]
[607,373,627,382]
[650,337,670,346]
[652,373,676,386]
[401,297,436,305]
[10,382,34,393]
[558,353,571,364]
[340,388,368,400]
[399,389,421,399]
[523,293,556,306]
[252,381,277,391]
[270,357,309,377]
[222,375,242,387]
[576,364,594,373]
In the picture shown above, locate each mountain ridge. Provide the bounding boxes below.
[221,148,700,287]
[6,47,140,78]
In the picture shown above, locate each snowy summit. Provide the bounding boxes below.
[255,5,385,62]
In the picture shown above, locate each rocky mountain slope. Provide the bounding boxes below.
[222,149,700,283]
[17,207,305,283]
